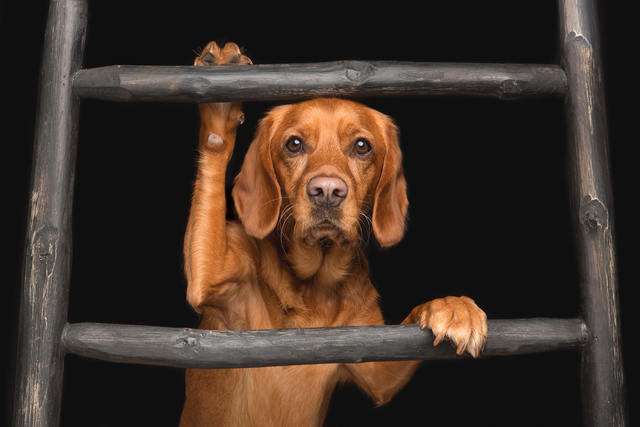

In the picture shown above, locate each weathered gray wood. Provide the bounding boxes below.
[61,319,587,369]
[72,62,568,103]
[13,1,87,427]
[559,1,628,426]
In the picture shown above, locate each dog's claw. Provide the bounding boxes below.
[433,332,445,347]
[456,341,467,355]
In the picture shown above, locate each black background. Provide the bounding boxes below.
[2,1,634,426]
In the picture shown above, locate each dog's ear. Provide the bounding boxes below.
[232,115,282,239]
[372,118,408,248]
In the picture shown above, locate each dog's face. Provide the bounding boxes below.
[233,98,408,248]
[271,99,388,245]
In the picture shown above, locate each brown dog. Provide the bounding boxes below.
[179,42,488,427]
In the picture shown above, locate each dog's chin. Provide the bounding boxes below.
[302,221,353,247]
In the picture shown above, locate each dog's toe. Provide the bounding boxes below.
[194,41,252,66]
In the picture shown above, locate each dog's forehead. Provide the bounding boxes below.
[281,99,381,138]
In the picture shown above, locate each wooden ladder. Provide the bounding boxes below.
[13,0,626,426]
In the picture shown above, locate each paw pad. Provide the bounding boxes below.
[207,133,224,145]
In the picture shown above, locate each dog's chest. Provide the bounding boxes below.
[242,363,343,423]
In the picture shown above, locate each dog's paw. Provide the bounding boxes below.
[411,296,487,358]
[194,42,251,151]
[194,41,252,67]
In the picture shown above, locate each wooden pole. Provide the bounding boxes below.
[62,319,587,369]
[12,1,87,426]
[559,0,628,425]
[72,62,567,103]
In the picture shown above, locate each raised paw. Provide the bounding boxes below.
[410,296,487,358]
[193,41,252,152]
[194,41,252,66]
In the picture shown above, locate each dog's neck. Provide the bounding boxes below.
[266,235,366,328]
[287,238,356,285]
[252,225,371,328]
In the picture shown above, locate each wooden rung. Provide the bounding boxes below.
[72,62,568,103]
[62,318,587,369]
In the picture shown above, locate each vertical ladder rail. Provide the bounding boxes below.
[12,1,87,427]
[560,1,628,425]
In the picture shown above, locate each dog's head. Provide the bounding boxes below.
[232,98,408,248]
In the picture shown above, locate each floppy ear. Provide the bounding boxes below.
[372,119,409,248]
[232,116,282,239]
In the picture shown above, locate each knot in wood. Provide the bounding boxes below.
[499,80,524,99]
[345,62,377,83]
[182,336,200,347]
[578,195,608,232]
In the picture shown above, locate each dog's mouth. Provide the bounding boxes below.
[284,196,359,247]
[311,218,339,234]
[303,216,351,246]
[314,219,340,232]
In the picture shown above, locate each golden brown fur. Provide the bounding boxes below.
[180,42,488,427]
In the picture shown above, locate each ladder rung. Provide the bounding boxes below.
[72,62,568,103]
[62,318,586,369]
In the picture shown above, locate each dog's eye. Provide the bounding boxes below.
[285,136,304,154]
[353,139,372,156]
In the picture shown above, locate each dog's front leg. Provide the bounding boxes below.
[345,296,487,405]
[183,42,252,311]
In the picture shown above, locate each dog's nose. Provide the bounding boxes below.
[307,176,348,207]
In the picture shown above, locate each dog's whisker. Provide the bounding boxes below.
[277,204,297,252]
[280,211,296,248]
[278,204,296,231]
[259,197,286,211]
[356,210,373,248]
